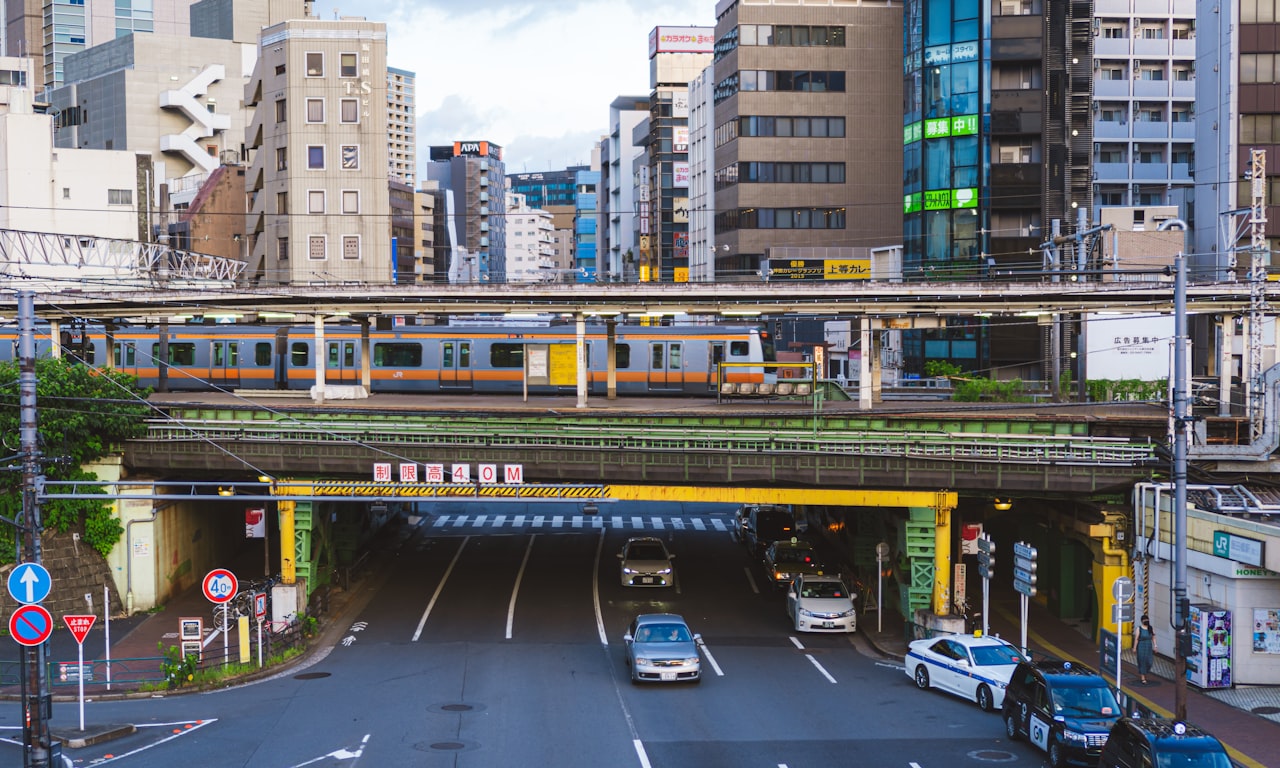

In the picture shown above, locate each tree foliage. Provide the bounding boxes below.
[0,358,151,561]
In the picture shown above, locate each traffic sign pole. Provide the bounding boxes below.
[63,615,95,732]
[1113,576,1134,692]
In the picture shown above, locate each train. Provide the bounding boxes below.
[0,321,778,396]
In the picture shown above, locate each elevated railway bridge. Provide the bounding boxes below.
[99,392,1224,639]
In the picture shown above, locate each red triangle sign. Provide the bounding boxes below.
[63,614,96,644]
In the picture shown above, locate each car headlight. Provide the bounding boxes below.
[659,568,672,574]
[1061,729,1088,745]
[774,572,790,580]
[684,657,700,665]
[799,609,818,618]
[623,567,636,574]
[838,609,856,618]
[635,657,650,666]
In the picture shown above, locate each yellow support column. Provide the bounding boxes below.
[1092,514,1131,647]
[933,495,953,616]
[279,499,297,585]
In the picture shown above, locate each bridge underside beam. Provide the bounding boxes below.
[606,485,956,509]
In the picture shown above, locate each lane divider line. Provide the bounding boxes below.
[594,529,609,646]
[412,536,469,642]
[743,566,760,594]
[633,739,653,768]
[699,638,725,677]
[789,636,805,650]
[806,653,837,683]
[506,534,536,640]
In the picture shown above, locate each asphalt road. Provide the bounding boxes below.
[4,520,1042,768]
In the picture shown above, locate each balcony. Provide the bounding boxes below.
[1133,121,1169,139]
[1171,122,1195,140]
[1133,39,1170,58]
[1172,39,1195,58]
[1132,163,1170,180]
[1172,80,1195,99]
[1094,39,1131,57]
[1133,80,1170,98]
[1093,80,1132,99]
[1094,162,1131,182]
[1093,120,1130,140]
[1095,0,1129,13]
[1171,163,1193,180]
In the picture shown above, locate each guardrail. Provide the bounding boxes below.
[141,416,1159,466]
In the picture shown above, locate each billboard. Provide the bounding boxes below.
[1084,313,1174,381]
[649,26,715,57]
[674,126,689,152]
[766,258,871,281]
[673,162,690,187]
[453,141,502,160]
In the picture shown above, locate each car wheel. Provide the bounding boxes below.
[1048,738,1065,768]
[914,665,930,690]
[1004,713,1022,741]
[976,684,994,712]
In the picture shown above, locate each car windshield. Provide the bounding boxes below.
[1155,748,1232,768]
[626,544,667,560]
[802,581,847,599]
[970,645,1024,666]
[1050,685,1119,717]
[775,548,817,564]
[637,624,691,643]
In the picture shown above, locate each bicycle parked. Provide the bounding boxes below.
[211,575,280,631]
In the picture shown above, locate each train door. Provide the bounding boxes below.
[648,341,683,391]
[274,329,290,389]
[708,342,726,392]
[326,340,359,384]
[440,340,473,390]
[209,340,240,388]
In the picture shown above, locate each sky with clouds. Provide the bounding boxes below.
[342,0,714,175]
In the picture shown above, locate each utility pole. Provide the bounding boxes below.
[18,290,53,768]
[1173,249,1190,722]
[1247,149,1269,440]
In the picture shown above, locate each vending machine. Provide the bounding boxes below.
[1186,604,1232,689]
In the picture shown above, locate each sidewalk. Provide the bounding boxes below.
[860,595,1280,768]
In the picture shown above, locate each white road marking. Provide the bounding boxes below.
[506,534,536,640]
[472,515,487,527]
[631,516,643,528]
[692,518,706,530]
[612,515,624,528]
[593,530,608,646]
[672,518,685,529]
[293,733,371,766]
[454,515,469,527]
[634,740,654,768]
[651,516,664,529]
[45,719,218,764]
[698,638,725,677]
[552,515,564,527]
[432,515,449,527]
[743,566,760,594]
[491,515,505,527]
[532,515,545,527]
[876,661,905,671]
[910,763,924,768]
[513,515,526,527]
[572,515,584,528]
[806,653,837,683]
[789,636,805,650]
[412,536,469,641]
[711,518,727,531]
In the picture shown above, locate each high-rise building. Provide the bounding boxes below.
[427,141,507,283]
[4,0,202,91]
[599,95,649,282]
[687,65,715,282]
[505,191,555,283]
[641,25,713,282]
[244,15,391,285]
[711,1,902,282]
[387,66,415,185]
[1091,6,1195,224]
[574,167,600,281]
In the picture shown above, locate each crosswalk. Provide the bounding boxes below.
[418,513,733,533]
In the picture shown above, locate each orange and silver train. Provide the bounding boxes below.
[5,322,777,396]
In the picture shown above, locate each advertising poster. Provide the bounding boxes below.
[673,162,690,188]
[1084,313,1175,381]
[1255,608,1280,654]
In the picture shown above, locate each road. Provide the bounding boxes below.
[4,520,1037,767]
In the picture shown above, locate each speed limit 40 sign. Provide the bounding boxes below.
[202,568,238,604]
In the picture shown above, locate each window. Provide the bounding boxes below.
[1141,26,1165,39]
[342,235,360,259]
[342,190,359,214]
[275,99,286,123]
[340,53,358,77]
[276,147,288,171]
[616,344,631,369]
[278,237,289,261]
[1099,147,1125,163]
[341,145,359,170]
[340,98,359,123]
[306,98,324,123]
[309,235,326,260]
[1100,107,1124,122]
[254,342,272,366]
[274,64,285,76]
[308,190,325,214]
[306,52,323,77]
[1139,149,1163,163]
[307,145,325,170]
[107,189,132,205]
[277,191,288,214]
[490,343,524,368]
[151,343,195,366]
[1140,67,1165,81]
[1102,25,1126,38]
[1172,107,1192,122]
[290,342,309,367]
[374,343,422,366]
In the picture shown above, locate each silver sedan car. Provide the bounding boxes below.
[617,537,676,587]
[623,613,702,684]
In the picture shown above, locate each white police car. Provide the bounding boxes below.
[905,633,1026,711]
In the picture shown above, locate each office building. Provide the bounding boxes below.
[688,66,715,281]
[387,66,415,185]
[574,166,600,280]
[244,15,391,285]
[711,0,902,282]
[505,192,555,282]
[598,95,649,281]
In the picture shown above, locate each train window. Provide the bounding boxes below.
[254,343,271,366]
[490,343,523,368]
[730,341,750,356]
[617,343,631,369]
[374,343,422,367]
[114,345,137,367]
[651,344,664,369]
[151,343,195,366]
[458,343,471,368]
[213,343,238,367]
[670,344,682,368]
[291,342,309,367]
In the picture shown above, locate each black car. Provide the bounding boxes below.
[1097,717,1231,768]
[1002,659,1122,767]
[734,504,795,554]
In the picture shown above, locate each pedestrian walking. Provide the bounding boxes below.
[1136,614,1156,684]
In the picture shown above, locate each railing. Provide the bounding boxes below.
[141,415,1159,466]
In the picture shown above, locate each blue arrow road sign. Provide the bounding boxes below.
[7,562,52,605]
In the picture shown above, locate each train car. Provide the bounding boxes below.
[1,321,776,396]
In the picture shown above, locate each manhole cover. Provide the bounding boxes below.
[430,742,466,751]
[967,749,1018,762]
[414,740,478,753]
[428,702,487,715]
[293,672,331,680]
[442,704,474,712]
[1252,705,1280,715]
